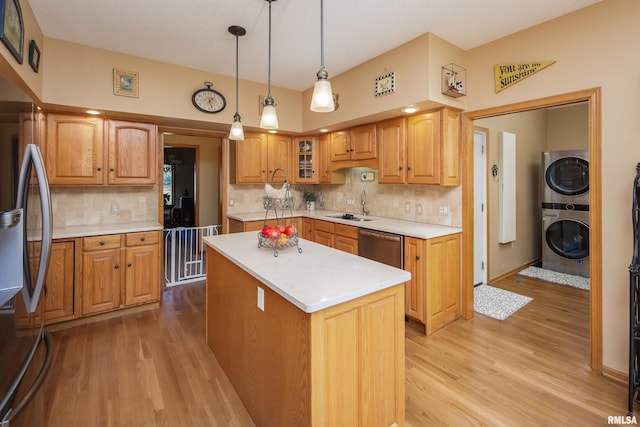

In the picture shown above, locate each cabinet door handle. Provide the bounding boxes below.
[100,241,105,246]
[140,237,145,242]
[127,263,132,268]
[114,264,119,269]
[97,167,102,171]
[399,166,403,171]
[110,168,115,172]
[416,255,420,260]
[407,166,412,171]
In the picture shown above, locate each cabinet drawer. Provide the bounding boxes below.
[334,223,358,239]
[314,220,335,234]
[126,231,160,247]
[83,234,121,251]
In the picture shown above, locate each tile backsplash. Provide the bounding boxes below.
[51,186,158,227]
[228,168,462,227]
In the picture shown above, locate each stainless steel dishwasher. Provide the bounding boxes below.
[358,228,404,269]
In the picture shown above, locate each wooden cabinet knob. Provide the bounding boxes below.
[407,166,412,171]
[140,237,145,242]
[416,255,420,260]
[399,166,403,171]
[110,168,115,172]
[127,263,132,268]
[100,241,105,246]
[114,264,119,269]
[97,167,102,171]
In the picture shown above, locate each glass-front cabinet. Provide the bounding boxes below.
[294,137,317,183]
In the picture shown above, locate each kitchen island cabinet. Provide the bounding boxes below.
[204,232,409,427]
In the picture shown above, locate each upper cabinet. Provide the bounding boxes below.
[293,136,317,183]
[107,120,157,185]
[330,124,377,162]
[46,114,105,185]
[379,107,461,186]
[46,114,157,186]
[231,132,291,184]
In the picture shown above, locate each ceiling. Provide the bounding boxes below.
[27,0,601,92]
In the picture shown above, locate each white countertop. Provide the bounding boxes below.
[52,221,164,239]
[228,209,461,239]
[204,232,411,313]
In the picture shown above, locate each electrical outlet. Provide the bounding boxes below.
[417,204,423,215]
[347,198,355,206]
[111,203,119,214]
[361,172,374,181]
[404,202,411,213]
[439,206,449,215]
[229,198,234,207]
[257,287,264,311]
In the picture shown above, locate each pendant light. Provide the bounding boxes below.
[228,25,247,141]
[310,0,334,112]
[260,0,278,129]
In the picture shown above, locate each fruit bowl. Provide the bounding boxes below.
[257,225,302,257]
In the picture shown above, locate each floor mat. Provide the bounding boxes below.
[518,266,589,290]
[474,284,533,321]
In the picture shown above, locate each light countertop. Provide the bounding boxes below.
[204,232,411,313]
[228,209,461,240]
[52,221,164,239]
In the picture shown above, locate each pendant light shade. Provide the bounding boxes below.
[260,0,279,130]
[310,0,334,112]
[228,25,246,141]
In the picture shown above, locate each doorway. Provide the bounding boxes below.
[461,88,602,371]
[164,146,196,228]
[473,128,488,287]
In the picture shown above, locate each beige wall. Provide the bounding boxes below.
[546,103,589,151]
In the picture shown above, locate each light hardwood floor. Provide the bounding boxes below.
[44,275,630,426]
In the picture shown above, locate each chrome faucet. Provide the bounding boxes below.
[362,190,369,216]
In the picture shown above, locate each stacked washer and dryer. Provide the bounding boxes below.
[541,149,590,277]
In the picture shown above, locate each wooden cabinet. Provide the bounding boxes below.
[82,231,161,316]
[107,120,157,185]
[334,223,358,255]
[313,219,335,247]
[377,117,406,184]
[124,231,161,306]
[330,124,377,162]
[293,136,317,183]
[425,233,461,334]
[46,114,157,186]
[81,234,122,315]
[231,133,291,184]
[404,107,461,186]
[228,217,301,234]
[301,217,314,240]
[44,241,76,324]
[318,133,345,184]
[46,114,105,185]
[19,111,46,154]
[404,233,461,334]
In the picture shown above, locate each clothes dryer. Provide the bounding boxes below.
[542,149,589,206]
[541,204,590,277]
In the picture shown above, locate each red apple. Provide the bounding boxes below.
[284,225,296,237]
[261,226,272,236]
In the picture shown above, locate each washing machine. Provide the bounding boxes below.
[541,205,590,277]
[542,149,589,206]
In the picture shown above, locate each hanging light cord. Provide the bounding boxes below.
[234,31,239,115]
[320,0,325,71]
[267,0,273,98]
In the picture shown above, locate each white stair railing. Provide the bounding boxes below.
[163,225,219,287]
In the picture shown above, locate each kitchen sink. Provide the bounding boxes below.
[325,213,377,222]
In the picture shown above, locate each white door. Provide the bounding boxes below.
[474,129,488,286]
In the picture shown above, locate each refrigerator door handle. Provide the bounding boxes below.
[16,144,52,313]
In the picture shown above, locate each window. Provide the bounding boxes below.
[163,164,174,205]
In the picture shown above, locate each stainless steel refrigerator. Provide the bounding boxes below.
[0,140,53,426]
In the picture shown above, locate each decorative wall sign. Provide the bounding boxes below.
[442,63,466,98]
[494,61,555,93]
[375,72,395,97]
[0,0,24,64]
[113,68,139,97]
[28,39,39,72]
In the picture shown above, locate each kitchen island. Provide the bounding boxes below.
[204,232,411,427]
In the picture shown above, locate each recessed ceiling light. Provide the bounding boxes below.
[402,107,418,114]
[319,128,330,133]
[86,110,101,115]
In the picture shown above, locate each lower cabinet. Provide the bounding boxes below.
[313,220,334,247]
[82,231,161,317]
[44,241,76,324]
[404,233,461,335]
[334,223,358,255]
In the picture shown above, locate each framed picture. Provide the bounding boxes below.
[113,68,139,97]
[0,0,24,64]
[375,72,395,97]
[28,40,39,72]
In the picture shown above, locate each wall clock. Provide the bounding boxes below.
[192,82,226,113]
